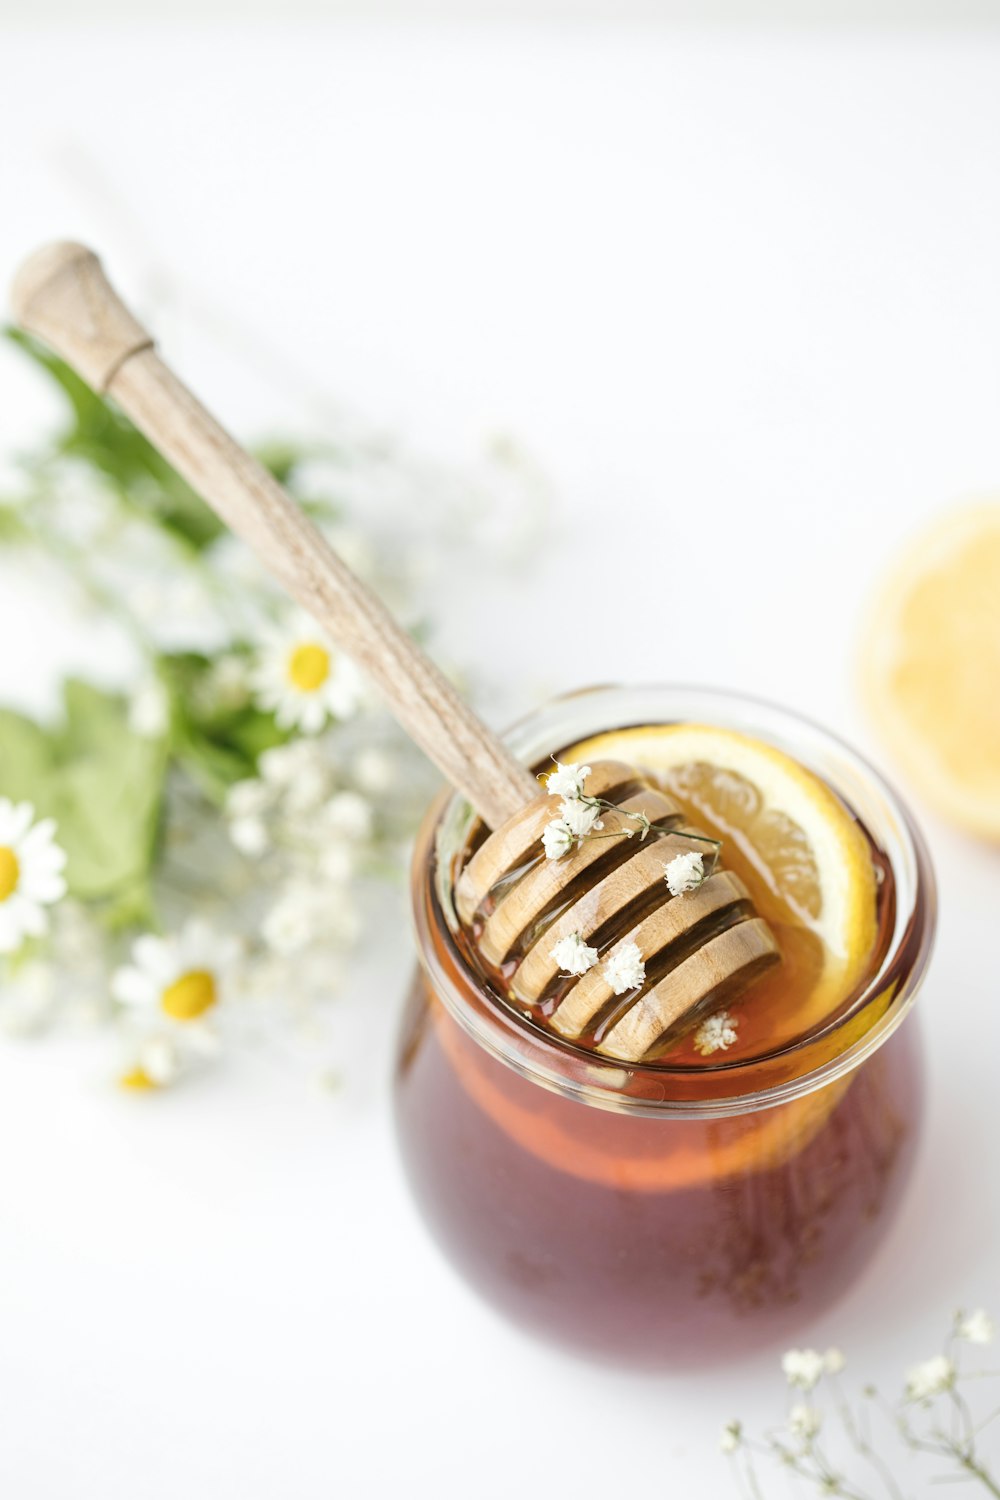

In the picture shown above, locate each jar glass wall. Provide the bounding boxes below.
[394,686,935,1368]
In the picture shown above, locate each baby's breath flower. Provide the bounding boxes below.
[128,678,170,739]
[665,850,705,896]
[603,940,646,995]
[261,886,319,956]
[824,1347,846,1375]
[323,791,374,842]
[905,1355,956,1402]
[542,819,575,860]
[789,1403,822,1440]
[720,1420,742,1455]
[546,761,591,801]
[202,654,251,712]
[226,779,271,819]
[694,1009,738,1056]
[319,842,356,884]
[559,799,602,838]
[956,1308,994,1345]
[229,816,269,859]
[550,931,598,977]
[352,747,396,794]
[259,741,310,787]
[782,1348,827,1392]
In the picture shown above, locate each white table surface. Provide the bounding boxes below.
[1,18,999,1499]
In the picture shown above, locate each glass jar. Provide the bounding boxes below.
[394,686,935,1367]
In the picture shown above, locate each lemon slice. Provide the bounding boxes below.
[564,724,878,1029]
[861,503,1000,839]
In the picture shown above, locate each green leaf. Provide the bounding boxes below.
[0,682,167,908]
[0,709,55,802]
[0,505,29,543]
[4,328,224,551]
[157,652,286,802]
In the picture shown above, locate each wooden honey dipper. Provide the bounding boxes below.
[10,243,780,1064]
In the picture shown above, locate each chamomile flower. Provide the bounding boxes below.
[111,920,240,1030]
[546,761,591,801]
[252,610,364,734]
[550,931,598,977]
[0,800,67,955]
[603,940,646,995]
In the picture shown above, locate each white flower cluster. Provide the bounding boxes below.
[550,931,645,995]
[664,850,705,896]
[723,1315,1000,1489]
[780,1347,845,1392]
[693,1008,739,1056]
[541,762,604,860]
[0,338,550,1091]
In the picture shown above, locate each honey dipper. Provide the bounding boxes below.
[10,243,779,1063]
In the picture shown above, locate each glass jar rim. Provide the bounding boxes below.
[411,683,936,1119]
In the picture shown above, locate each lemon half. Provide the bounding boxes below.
[565,723,878,1019]
[861,503,1000,840]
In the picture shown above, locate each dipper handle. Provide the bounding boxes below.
[11,242,537,829]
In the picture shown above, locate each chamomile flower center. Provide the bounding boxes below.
[160,969,217,1022]
[0,846,20,902]
[287,642,331,693]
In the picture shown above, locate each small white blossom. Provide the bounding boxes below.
[665,850,705,896]
[229,816,269,859]
[788,1403,822,1440]
[128,678,170,739]
[542,819,575,860]
[559,799,602,838]
[260,881,360,955]
[550,931,598,977]
[0,800,68,955]
[720,1420,742,1455]
[323,791,373,842]
[261,888,319,956]
[202,654,250,712]
[257,741,332,815]
[0,962,56,1037]
[352,747,396,794]
[546,761,591,801]
[782,1348,826,1392]
[318,842,355,884]
[694,1009,738,1056]
[956,1309,994,1346]
[260,739,321,788]
[603,940,645,995]
[226,779,271,819]
[906,1355,955,1401]
[283,759,332,816]
[824,1347,846,1375]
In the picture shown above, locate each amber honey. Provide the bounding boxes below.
[393,688,934,1366]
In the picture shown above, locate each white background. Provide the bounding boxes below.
[1,15,999,1499]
